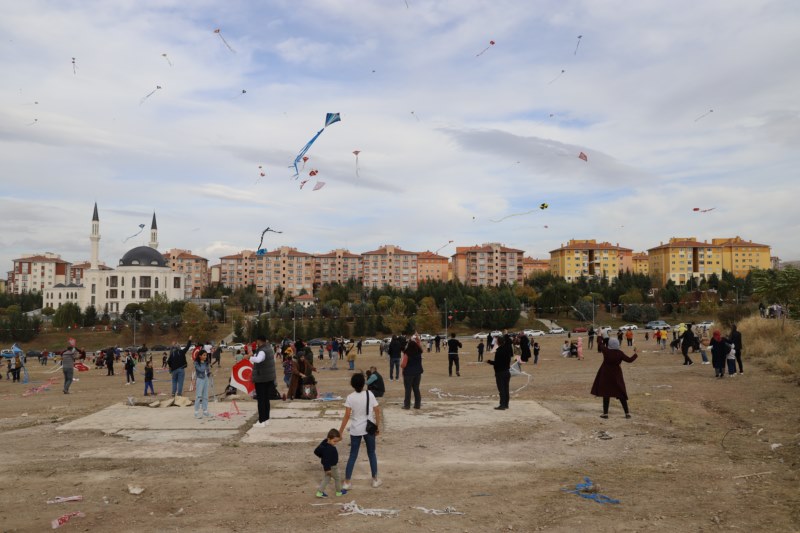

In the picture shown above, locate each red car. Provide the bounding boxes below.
[572,327,588,333]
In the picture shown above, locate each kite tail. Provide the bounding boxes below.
[291,128,325,177]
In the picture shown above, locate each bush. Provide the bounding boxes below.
[737,316,800,383]
[716,304,754,329]
[622,304,658,323]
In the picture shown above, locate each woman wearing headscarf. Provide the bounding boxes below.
[709,330,730,379]
[591,338,637,418]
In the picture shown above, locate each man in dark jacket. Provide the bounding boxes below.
[168,337,192,396]
[680,324,695,366]
[248,335,276,427]
[729,324,744,374]
[388,335,402,381]
[61,343,77,394]
[487,334,513,410]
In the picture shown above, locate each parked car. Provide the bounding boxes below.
[598,326,613,335]
[1,349,14,356]
[490,330,503,338]
[150,344,169,351]
[698,321,714,329]
[473,332,489,339]
[619,324,639,331]
[548,327,565,334]
[362,338,382,346]
[306,338,327,347]
[229,343,245,351]
[26,350,42,358]
[418,333,434,342]
[572,327,588,333]
[645,320,671,330]
[523,329,546,337]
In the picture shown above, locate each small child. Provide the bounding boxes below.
[533,341,540,364]
[161,353,168,369]
[194,351,211,419]
[144,360,155,396]
[726,344,737,377]
[314,429,346,498]
[282,353,294,389]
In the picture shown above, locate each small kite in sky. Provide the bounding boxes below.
[578,152,588,162]
[693,207,716,213]
[238,89,247,98]
[411,111,420,122]
[123,224,146,242]
[353,150,361,177]
[140,86,162,105]
[694,109,714,122]
[71,57,77,75]
[548,69,566,85]
[290,113,341,177]
[162,53,173,67]
[214,28,236,53]
[309,169,319,177]
[256,227,283,254]
[256,165,265,182]
[301,156,309,171]
[476,40,495,57]
[574,35,582,55]
[312,181,326,191]
[299,179,309,189]
[434,240,454,254]
[27,118,37,126]
[540,203,548,210]
[544,225,549,229]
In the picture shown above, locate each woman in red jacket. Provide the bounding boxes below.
[591,338,637,419]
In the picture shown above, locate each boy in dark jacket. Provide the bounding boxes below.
[314,429,346,498]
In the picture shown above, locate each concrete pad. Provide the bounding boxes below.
[78,441,218,459]
[58,402,257,443]
[241,400,559,444]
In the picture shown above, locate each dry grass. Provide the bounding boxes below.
[738,315,800,382]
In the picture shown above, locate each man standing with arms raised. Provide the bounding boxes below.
[247,335,276,427]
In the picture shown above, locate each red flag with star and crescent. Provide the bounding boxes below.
[231,359,254,394]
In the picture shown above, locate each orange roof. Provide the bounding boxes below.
[362,246,417,256]
[14,255,70,263]
[295,294,315,301]
[648,240,720,251]
[316,250,361,258]
[165,251,208,261]
[713,237,770,248]
[418,251,448,260]
[550,241,632,253]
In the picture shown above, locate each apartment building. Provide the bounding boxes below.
[451,243,524,287]
[8,253,71,294]
[712,237,771,278]
[68,261,112,285]
[219,247,315,297]
[648,237,723,286]
[315,249,362,286]
[631,252,649,276]
[163,248,209,298]
[361,245,419,289]
[417,251,449,283]
[549,240,633,282]
[522,257,550,278]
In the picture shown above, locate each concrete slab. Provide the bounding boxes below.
[78,441,218,459]
[242,400,560,444]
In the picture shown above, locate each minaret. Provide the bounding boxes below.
[90,202,100,269]
[149,212,159,249]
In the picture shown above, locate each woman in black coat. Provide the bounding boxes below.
[591,338,637,418]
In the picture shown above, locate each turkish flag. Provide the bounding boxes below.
[74,362,89,372]
[231,359,254,394]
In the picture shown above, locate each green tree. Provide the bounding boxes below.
[752,266,800,331]
[83,305,98,326]
[52,302,82,328]
[181,303,217,341]
[414,297,440,333]
[384,298,408,333]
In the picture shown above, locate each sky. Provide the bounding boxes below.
[1,0,799,274]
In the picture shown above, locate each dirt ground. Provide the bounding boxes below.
[0,332,798,532]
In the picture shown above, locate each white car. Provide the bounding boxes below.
[490,330,503,337]
[362,338,382,346]
[229,343,245,351]
[548,327,565,334]
[619,324,639,331]
[473,332,489,339]
[698,321,714,329]
[523,329,546,337]
[418,333,434,342]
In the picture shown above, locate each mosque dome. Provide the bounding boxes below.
[119,246,167,267]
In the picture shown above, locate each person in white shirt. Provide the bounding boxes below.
[338,373,382,489]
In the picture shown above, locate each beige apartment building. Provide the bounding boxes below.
[219,247,315,297]
[8,253,71,294]
[315,249,362,286]
[648,237,723,286]
[712,237,771,278]
[522,257,550,278]
[417,251,449,283]
[163,248,209,298]
[451,243,524,287]
[549,240,633,282]
[361,245,419,290]
[631,252,649,276]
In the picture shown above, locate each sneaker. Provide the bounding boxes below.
[195,412,202,419]
[625,413,632,419]
[456,372,460,377]
[600,414,609,419]
[253,421,265,428]
[371,478,382,488]
[739,371,744,375]
[203,412,211,417]
[335,489,348,496]
[342,481,351,490]
[702,361,710,365]
[315,491,328,498]
[688,362,694,366]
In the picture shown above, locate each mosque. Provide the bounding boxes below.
[43,204,185,316]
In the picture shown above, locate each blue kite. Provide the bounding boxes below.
[290,113,341,177]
